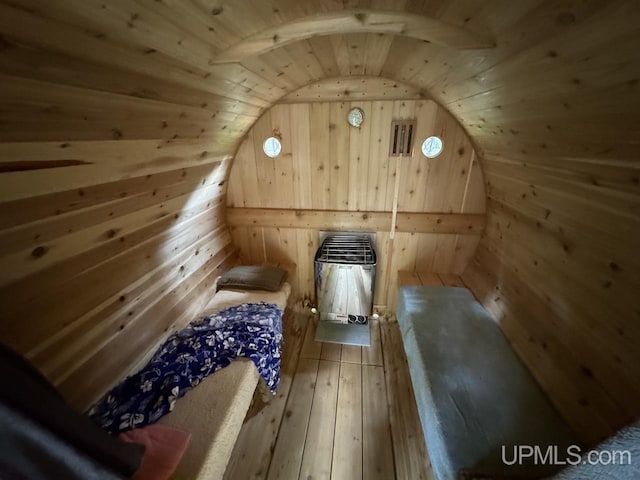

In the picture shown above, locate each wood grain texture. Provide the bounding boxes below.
[266,357,319,480]
[228,208,485,234]
[381,320,434,480]
[299,359,340,480]
[281,76,426,103]
[227,100,485,304]
[0,0,637,448]
[229,312,431,480]
[212,10,495,64]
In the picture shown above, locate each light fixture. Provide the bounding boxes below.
[263,136,282,158]
[421,136,443,158]
[347,107,364,128]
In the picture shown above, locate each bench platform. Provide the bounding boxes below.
[397,285,579,479]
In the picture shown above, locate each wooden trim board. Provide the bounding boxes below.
[227,207,485,235]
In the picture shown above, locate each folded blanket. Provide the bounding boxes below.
[89,302,283,434]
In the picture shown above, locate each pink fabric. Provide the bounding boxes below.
[119,424,191,480]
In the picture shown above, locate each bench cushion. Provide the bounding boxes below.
[397,286,579,480]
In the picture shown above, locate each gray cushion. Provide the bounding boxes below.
[216,266,287,292]
[397,286,579,480]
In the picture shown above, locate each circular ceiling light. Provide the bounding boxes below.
[347,107,364,128]
[263,136,282,158]
[421,136,443,158]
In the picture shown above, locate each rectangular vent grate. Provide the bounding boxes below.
[389,119,416,157]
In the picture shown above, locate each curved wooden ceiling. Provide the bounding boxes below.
[210,9,495,64]
[0,0,638,445]
[3,0,635,160]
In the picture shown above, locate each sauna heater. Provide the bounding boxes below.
[314,233,376,346]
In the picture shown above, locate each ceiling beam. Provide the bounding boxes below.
[211,10,495,64]
[279,76,429,103]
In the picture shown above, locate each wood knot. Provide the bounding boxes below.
[354,12,367,24]
[556,12,576,25]
[31,246,48,258]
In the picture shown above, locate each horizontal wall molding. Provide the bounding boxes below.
[227,207,485,234]
[279,76,427,103]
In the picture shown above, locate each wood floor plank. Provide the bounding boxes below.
[228,313,434,480]
[299,359,341,480]
[341,344,362,364]
[267,357,319,480]
[363,364,396,480]
[362,319,383,366]
[300,316,322,359]
[320,341,342,361]
[224,310,306,480]
[381,321,434,480]
[331,362,363,480]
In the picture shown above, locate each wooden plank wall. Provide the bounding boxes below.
[0,1,274,410]
[0,0,637,449]
[448,4,640,446]
[226,100,486,309]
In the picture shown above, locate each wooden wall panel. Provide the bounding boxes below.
[0,7,272,408]
[227,100,486,307]
[0,0,637,449]
[445,2,640,446]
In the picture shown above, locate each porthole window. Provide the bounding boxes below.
[263,136,282,158]
[421,136,443,158]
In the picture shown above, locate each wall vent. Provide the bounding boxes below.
[389,119,416,157]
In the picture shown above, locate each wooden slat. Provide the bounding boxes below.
[62,245,236,408]
[362,318,383,366]
[266,357,319,480]
[300,316,323,360]
[227,208,485,234]
[438,273,465,287]
[341,344,362,364]
[228,300,435,480]
[397,271,422,287]
[212,10,495,64]
[363,364,396,480]
[224,311,307,480]
[280,76,425,103]
[320,342,343,362]
[331,361,363,480]
[298,359,340,480]
[417,272,444,286]
[381,321,433,480]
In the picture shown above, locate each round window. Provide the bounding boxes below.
[421,136,443,158]
[263,136,282,158]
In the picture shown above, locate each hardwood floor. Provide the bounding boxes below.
[224,313,434,480]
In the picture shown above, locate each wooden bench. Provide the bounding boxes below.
[156,266,294,480]
[395,273,580,479]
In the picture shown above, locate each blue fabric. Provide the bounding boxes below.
[88,303,283,434]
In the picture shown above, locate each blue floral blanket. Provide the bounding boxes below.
[88,302,283,434]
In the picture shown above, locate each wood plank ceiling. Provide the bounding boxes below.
[0,0,638,446]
